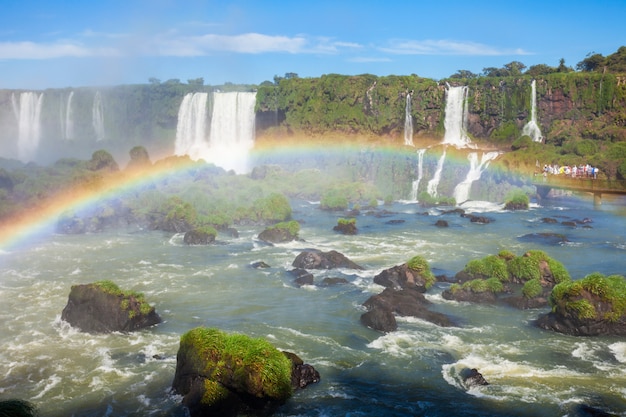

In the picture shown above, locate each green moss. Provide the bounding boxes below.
[180,327,293,401]
[268,220,300,236]
[94,280,153,319]
[507,256,540,282]
[406,255,436,289]
[522,279,543,298]
[337,218,356,226]
[201,379,230,405]
[568,299,597,319]
[463,255,508,282]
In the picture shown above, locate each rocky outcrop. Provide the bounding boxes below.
[258,220,300,244]
[61,281,161,333]
[460,368,489,387]
[172,327,319,417]
[183,228,216,245]
[292,249,363,270]
[333,220,358,235]
[373,262,433,293]
[361,288,454,332]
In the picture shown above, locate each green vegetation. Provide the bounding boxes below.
[504,189,530,210]
[458,250,571,298]
[180,327,293,402]
[550,273,626,321]
[94,280,153,318]
[406,255,436,289]
[267,220,300,237]
[337,218,356,226]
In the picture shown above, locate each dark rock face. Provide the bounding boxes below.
[183,229,216,245]
[518,232,569,245]
[434,219,449,227]
[534,311,626,336]
[333,222,358,235]
[361,288,454,332]
[292,250,363,270]
[61,283,161,333]
[460,368,489,387]
[290,268,315,286]
[283,351,321,389]
[441,287,498,304]
[463,213,492,224]
[373,264,430,292]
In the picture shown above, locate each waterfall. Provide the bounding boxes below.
[410,148,426,200]
[442,85,472,148]
[92,91,105,141]
[452,151,499,204]
[207,92,256,173]
[174,91,256,174]
[427,149,446,198]
[522,80,543,142]
[404,92,414,146]
[62,91,75,141]
[174,92,209,160]
[11,92,44,161]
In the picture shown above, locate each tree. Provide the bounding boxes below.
[504,61,526,76]
[148,77,161,85]
[525,64,556,77]
[449,70,478,79]
[187,77,204,86]
[557,58,572,73]
[576,52,606,72]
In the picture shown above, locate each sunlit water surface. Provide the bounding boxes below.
[1,195,625,416]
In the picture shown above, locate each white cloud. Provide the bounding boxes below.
[380,39,530,56]
[0,41,118,59]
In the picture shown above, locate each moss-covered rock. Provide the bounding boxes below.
[535,273,626,336]
[258,220,300,243]
[183,226,217,245]
[61,280,161,333]
[444,250,570,308]
[333,217,357,235]
[172,327,316,417]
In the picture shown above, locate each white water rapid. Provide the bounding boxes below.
[61,91,75,141]
[410,148,426,200]
[522,79,543,142]
[92,91,105,141]
[426,149,446,198]
[174,92,209,160]
[453,151,500,204]
[442,85,472,148]
[11,91,44,161]
[175,91,256,173]
[404,92,414,146]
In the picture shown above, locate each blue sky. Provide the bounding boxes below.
[1,0,624,89]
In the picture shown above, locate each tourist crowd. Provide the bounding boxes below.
[539,162,599,179]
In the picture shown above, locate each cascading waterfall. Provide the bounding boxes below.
[174,92,209,160]
[427,149,446,198]
[207,91,256,173]
[174,91,256,174]
[404,92,414,146]
[442,85,472,148]
[522,79,543,142]
[92,91,105,141]
[410,148,426,200]
[453,151,500,204]
[61,91,75,141]
[11,91,44,161]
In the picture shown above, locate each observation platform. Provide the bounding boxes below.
[532,176,626,206]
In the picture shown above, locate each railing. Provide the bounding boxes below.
[532,175,626,194]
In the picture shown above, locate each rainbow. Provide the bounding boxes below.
[0,157,201,252]
[0,140,510,252]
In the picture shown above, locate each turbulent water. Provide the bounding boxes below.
[1,194,625,417]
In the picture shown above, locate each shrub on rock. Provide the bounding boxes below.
[172,327,306,416]
[535,273,626,336]
[184,226,217,245]
[333,218,357,235]
[504,190,529,210]
[61,280,161,333]
[258,220,300,243]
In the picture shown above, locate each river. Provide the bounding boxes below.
[1,194,625,416]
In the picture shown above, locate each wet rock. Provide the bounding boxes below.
[320,277,349,286]
[61,282,161,333]
[460,368,489,387]
[289,268,314,286]
[292,249,363,270]
[183,228,216,245]
[360,306,397,332]
[250,261,271,269]
[435,219,449,227]
[518,232,569,245]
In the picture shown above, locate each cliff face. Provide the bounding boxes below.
[255,73,626,145]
